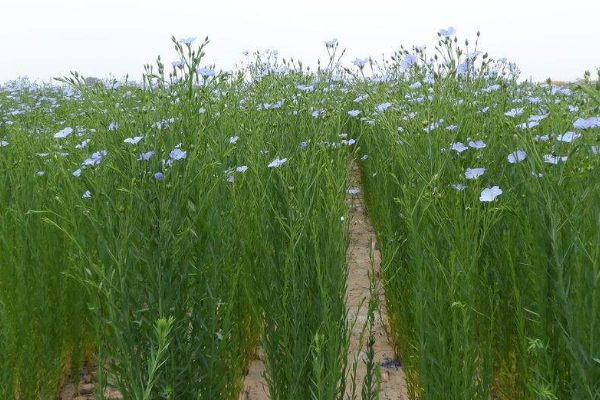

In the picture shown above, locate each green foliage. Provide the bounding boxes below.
[356,36,600,400]
[1,32,598,400]
[0,37,352,400]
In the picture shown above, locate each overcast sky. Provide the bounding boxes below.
[1,0,599,84]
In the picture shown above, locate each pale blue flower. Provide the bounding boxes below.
[236,165,248,173]
[457,61,469,75]
[124,136,144,144]
[376,102,392,113]
[465,167,485,179]
[108,122,119,131]
[154,172,164,181]
[138,151,155,161]
[574,117,600,129]
[348,110,361,117]
[438,27,456,37]
[82,150,106,167]
[507,150,527,163]
[268,157,287,168]
[451,142,468,153]
[348,187,360,195]
[481,84,500,93]
[325,38,338,47]
[517,121,539,129]
[169,148,187,161]
[556,131,580,143]
[505,108,523,117]
[82,190,92,199]
[73,169,82,177]
[178,37,196,45]
[401,54,418,70]
[198,66,215,77]
[424,119,444,132]
[451,183,467,191]
[54,127,73,139]
[480,186,502,202]
[352,58,369,67]
[469,140,486,149]
[229,136,239,144]
[528,114,548,122]
[543,154,568,164]
[535,134,550,142]
[76,139,90,149]
[296,84,314,92]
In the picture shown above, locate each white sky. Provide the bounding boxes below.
[1,0,599,84]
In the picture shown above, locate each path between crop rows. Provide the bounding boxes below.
[344,163,407,399]
[239,163,407,399]
[60,364,122,400]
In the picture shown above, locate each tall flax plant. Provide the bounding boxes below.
[56,42,258,399]
[351,37,520,399]
[238,67,352,397]
[0,309,6,394]
[247,144,351,399]
[0,116,91,398]
[489,132,600,399]
[356,37,600,399]
[356,118,496,399]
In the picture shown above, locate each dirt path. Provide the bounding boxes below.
[238,347,269,400]
[59,365,122,400]
[345,163,407,399]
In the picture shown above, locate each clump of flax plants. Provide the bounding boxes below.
[355,31,600,400]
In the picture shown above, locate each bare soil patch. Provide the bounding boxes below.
[345,163,407,399]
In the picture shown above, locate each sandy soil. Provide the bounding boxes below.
[59,364,122,400]
[238,346,269,400]
[345,163,407,400]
